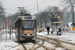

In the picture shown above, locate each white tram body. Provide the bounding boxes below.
[15,15,37,41]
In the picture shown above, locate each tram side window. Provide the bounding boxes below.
[20,21,23,29]
[15,21,19,28]
[34,20,36,28]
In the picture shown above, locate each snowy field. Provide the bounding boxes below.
[0,30,75,50]
[37,31,75,44]
[0,30,18,50]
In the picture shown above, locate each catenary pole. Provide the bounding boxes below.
[36,0,39,13]
[69,0,74,25]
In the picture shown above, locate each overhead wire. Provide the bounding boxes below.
[19,0,55,8]
[4,0,66,10]
[5,0,56,9]
[38,0,60,8]
[4,8,19,11]
[39,0,55,4]
[5,0,66,11]
[5,0,70,15]
[20,0,24,7]
[39,0,45,6]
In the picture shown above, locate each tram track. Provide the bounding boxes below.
[37,37,59,50]
[14,35,75,50]
[37,35,75,50]
[36,39,55,50]
[32,40,46,50]
[9,33,75,50]
[14,32,49,50]
[18,39,48,50]
[21,43,27,50]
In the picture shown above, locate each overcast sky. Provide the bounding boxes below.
[0,0,67,16]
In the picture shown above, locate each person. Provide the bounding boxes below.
[46,26,50,35]
[57,26,61,35]
[63,25,65,31]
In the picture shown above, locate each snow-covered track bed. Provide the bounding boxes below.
[19,40,46,50]
[37,35,75,50]
[4,33,75,50]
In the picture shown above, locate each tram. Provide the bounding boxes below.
[15,14,37,41]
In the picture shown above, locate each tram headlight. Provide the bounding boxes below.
[24,34,27,35]
[30,34,32,35]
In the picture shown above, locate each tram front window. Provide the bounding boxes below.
[22,20,34,30]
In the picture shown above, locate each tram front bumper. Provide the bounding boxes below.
[20,35,36,40]
[20,36,34,38]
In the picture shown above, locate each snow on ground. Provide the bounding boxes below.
[0,31,18,50]
[0,29,4,33]
[0,30,75,50]
[55,47,64,50]
[0,40,19,50]
[37,31,75,43]
[0,33,17,41]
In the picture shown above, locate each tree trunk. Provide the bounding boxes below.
[40,20,42,28]
[45,22,47,28]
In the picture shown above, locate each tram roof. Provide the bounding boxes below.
[14,15,36,24]
[18,15,36,20]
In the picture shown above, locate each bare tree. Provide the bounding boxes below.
[7,9,29,29]
[0,2,5,29]
[62,0,75,24]
[36,6,63,28]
